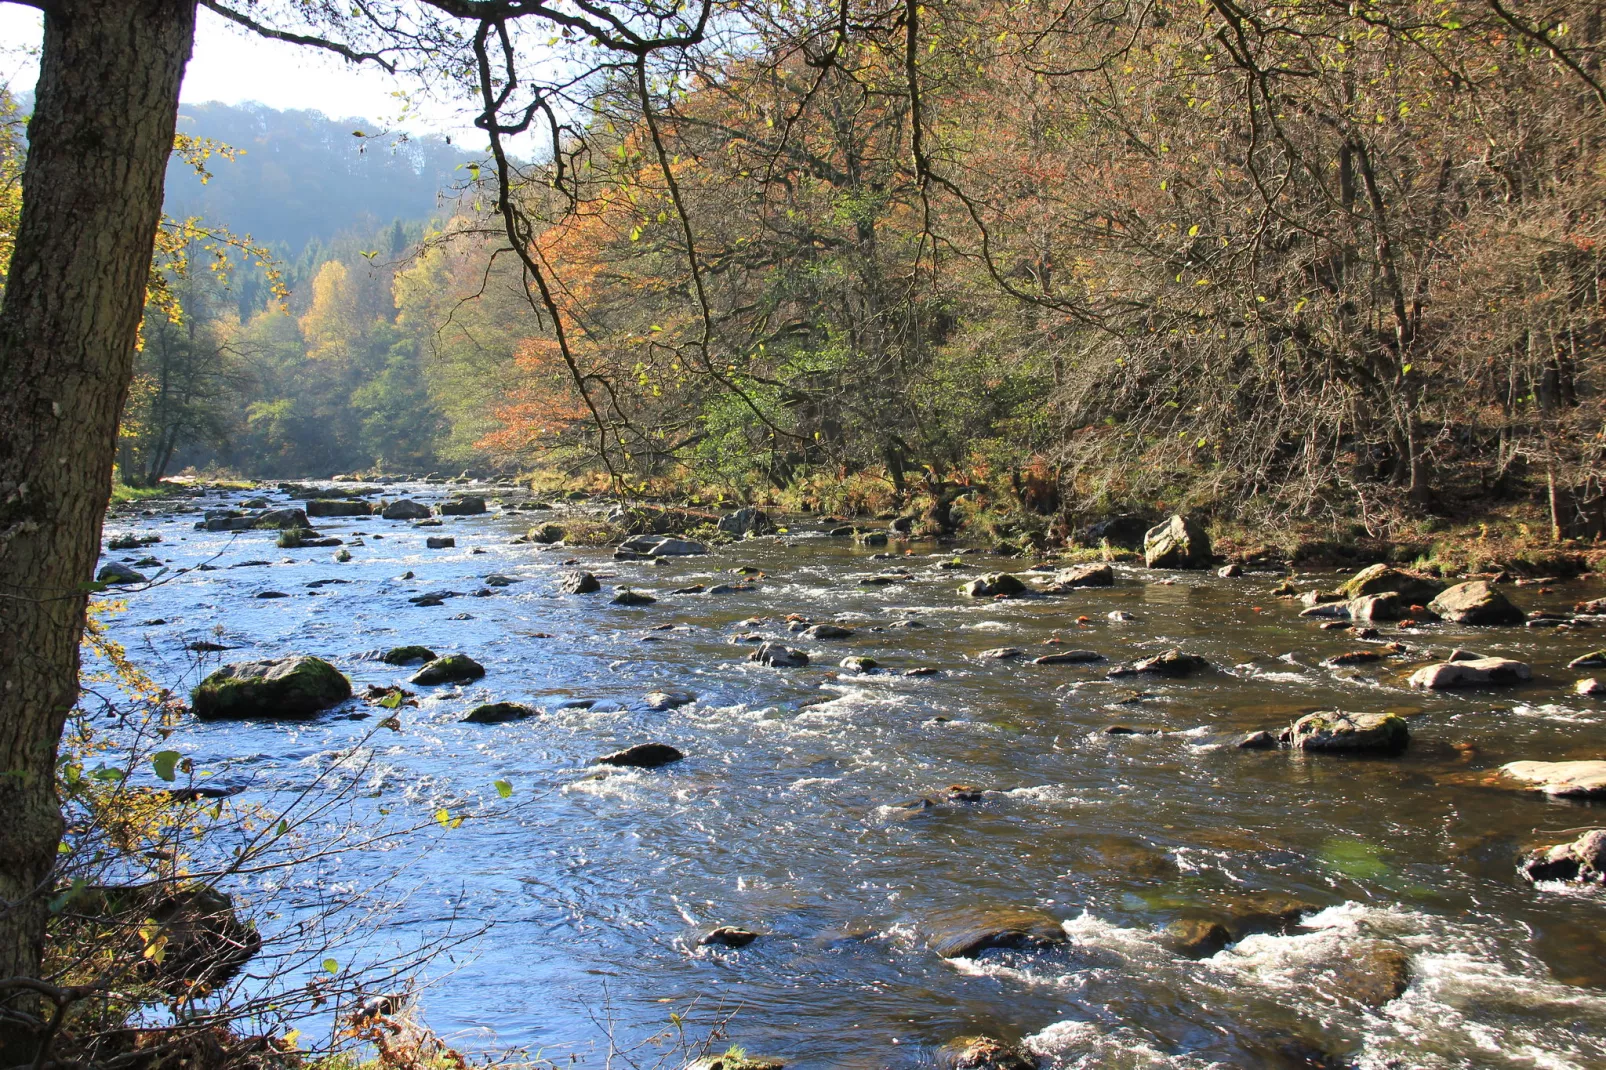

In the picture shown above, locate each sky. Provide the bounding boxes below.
[0,3,484,143]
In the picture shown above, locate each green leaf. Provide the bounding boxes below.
[494,779,513,799]
[379,689,403,709]
[322,958,339,974]
[152,750,182,782]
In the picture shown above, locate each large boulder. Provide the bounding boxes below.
[73,884,260,992]
[1143,514,1212,569]
[941,1036,1039,1070]
[439,495,487,516]
[252,508,311,530]
[305,498,371,517]
[1408,657,1530,689]
[1427,581,1525,625]
[1497,760,1606,798]
[718,507,776,538]
[192,656,351,720]
[1521,829,1606,884]
[1043,562,1113,591]
[1349,592,1410,623]
[1334,564,1443,604]
[1288,711,1409,754]
[381,499,433,520]
[924,907,1067,958]
[410,654,486,685]
[960,573,1026,598]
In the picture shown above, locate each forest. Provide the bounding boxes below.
[88,1,1605,546]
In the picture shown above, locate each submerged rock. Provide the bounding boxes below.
[192,656,352,720]
[462,701,539,724]
[1288,711,1409,754]
[1162,917,1232,958]
[1497,760,1606,798]
[1521,828,1606,884]
[642,689,696,710]
[1427,581,1525,625]
[619,534,709,557]
[960,572,1026,598]
[940,1036,1039,1070]
[611,589,658,606]
[1143,514,1212,569]
[803,623,855,640]
[750,642,809,667]
[978,647,1026,660]
[1408,657,1530,689]
[698,925,759,948]
[1033,649,1104,665]
[1107,648,1210,678]
[410,654,486,685]
[684,1056,783,1070]
[595,742,684,768]
[925,907,1067,958]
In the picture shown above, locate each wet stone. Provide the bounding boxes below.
[595,742,684,768]
[410,654,486,686]
[925,907,1067,958]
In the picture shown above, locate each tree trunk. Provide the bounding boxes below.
[0,0,195,1058]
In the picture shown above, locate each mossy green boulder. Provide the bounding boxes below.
[1333,564,1443,604]
[1288,711,1409,754]
[410,653,486,685]
[381,645,437,665]
[192,656,351,720]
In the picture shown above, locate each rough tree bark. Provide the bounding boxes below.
[0,0,196,1057]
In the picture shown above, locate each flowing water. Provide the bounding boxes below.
[96,481,1606,1068]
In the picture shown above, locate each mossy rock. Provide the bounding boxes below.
[1333,564,1443,603]
[462,701,539,724]
[192,656,351,720]
[1288,711,1409,754]
[381,645,437,666]
[410,653,486,685]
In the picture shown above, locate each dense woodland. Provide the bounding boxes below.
[66,0,1606,539]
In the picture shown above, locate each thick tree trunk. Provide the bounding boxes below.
[0,0,195,1058]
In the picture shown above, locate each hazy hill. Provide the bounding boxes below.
[164,102,475,250]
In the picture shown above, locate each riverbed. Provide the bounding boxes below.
[96,481,1606,1069]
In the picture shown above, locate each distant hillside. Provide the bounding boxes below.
[164,102,476,250]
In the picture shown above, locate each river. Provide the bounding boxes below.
[95,480,1606,1069]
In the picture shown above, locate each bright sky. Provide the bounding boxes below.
[0,3,485,144]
